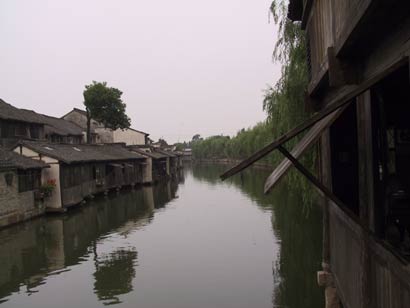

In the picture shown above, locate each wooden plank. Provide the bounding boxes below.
[274,145,346,209]
[219,57,408,181]
[328,46,358,87]
[301,0,314,30]
[263,107,346,194]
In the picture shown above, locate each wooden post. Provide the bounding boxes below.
[320,130,332,267]
[276,145,345,208]
[276,144,342,308]
[356,91,375,231]
[356,90,374,308]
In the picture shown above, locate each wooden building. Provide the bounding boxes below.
[0,99,84,146]
[128,146,170,182]
[14,141,147,211]
[0,99,46,146]
[0,147,49,227]
[40,115,84,144]
[155,149,179,176]
[62,108,149,145]
[221,1,410,307]
[127,146,153,184]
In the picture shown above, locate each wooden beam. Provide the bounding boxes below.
[274,145,345,209]
[263,108,345,194]
[219,56,408,181]
[301,0,314,30]
[328,46,359,87]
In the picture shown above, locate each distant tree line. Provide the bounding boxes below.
[191,0,318,204]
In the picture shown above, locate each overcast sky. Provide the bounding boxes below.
[0,0,280,143]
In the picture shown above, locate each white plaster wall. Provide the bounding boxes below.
[166,158,170,176]
[95,127,114,143]
[113,129,146,145]
[15,147,62,209]
[142,158,152,183]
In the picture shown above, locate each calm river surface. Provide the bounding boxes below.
[0,164,323,308]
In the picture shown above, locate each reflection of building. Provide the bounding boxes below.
[0,186,166,304]
[93,248,138,305]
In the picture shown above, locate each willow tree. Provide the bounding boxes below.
[264,0,309,137]
[264,1,316,204]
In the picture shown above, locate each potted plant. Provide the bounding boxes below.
[40,179,56,197]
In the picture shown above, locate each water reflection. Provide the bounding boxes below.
[0,165,322,308]
[93,248,138,305]
[0,176,181,306]
[191,163,324,308]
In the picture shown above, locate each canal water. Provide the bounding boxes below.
[0,164,323,308]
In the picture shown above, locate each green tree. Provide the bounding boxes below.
[83,81,131,143]
[192,134,202,142]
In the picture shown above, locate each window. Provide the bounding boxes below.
[329,102,360,216]
[15,124,28,137]
[371,65,410,250]
[18,170,41,193]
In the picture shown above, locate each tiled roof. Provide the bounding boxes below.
[18,141,146,164]
[62,108,149,135]
[40,114,83,136]
[0,147,49,170]
[128,147,168,159]
[0,99,84,136]
[155,148,177,158]
[0,99,46,124]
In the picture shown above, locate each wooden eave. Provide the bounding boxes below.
[220,57,408,182]
[301,0,314,30]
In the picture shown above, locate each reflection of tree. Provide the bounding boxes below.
[93,248,137,305]
[270,183,324,308]
[190,164,324,308]
[0,187,159,304]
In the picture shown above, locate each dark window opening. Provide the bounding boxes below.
[329,102,360,216]
[371,65,410,252]
[30,125,40,139]
[18,170,41,193]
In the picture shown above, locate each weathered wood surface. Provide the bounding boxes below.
[273,146,347,211]
[264,108,345,194]
[306,0,333,84]
[333,0,372,55]
[329,201,410,308]
[220,57,407,182]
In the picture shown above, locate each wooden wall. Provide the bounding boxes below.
[329,201,410,308]
[306,0,333,82]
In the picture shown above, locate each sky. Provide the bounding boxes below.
[0,0,281,144]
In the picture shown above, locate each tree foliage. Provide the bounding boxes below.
[83,81,131,143]
[193,1,318,205]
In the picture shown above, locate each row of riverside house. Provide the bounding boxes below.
[0,99,183,227]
